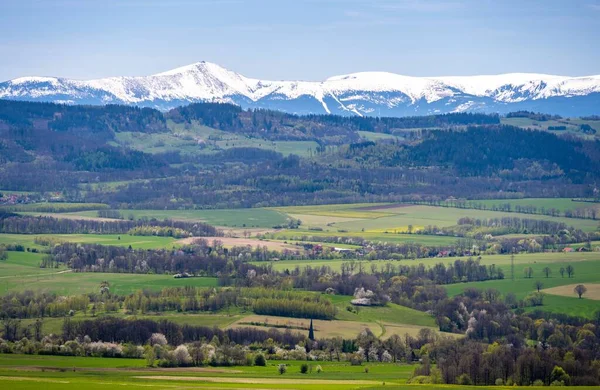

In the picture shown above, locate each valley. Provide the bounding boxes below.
[0,99,599,388]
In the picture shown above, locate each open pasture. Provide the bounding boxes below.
[229,314,381,339]
[543,283,600,300]
[58,208,289,228]
[0,261,218,295]
[444,258,600,317]
[251,251,600,273]
[0,354,596,390]
[116,121,320,157]
[0,252,66,280]
[273,203,599,233]
[0,233,176,250]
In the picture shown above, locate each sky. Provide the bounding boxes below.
[0,0,599,81]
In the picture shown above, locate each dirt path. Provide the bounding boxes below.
[177,236,301,252]
[6,366,242,374]
[0,269,72,279]
[135,376,381,385]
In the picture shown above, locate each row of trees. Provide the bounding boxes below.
[0,213,220,237]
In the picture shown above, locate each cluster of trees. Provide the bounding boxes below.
[505,111,563,121]
[122,287,336,320]
[0,212,220,236]
[62,317,304,347]
[0,291,96,319]
[47,242,237,275]
[128,226,192,238]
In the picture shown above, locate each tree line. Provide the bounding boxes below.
[0,212,220,237]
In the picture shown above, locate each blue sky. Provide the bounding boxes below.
[1,0,599,81]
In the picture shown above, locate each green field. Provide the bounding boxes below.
[438,197,599,214]
[251,251,600,272]
[0,264,218,296]
[0,233,176,250]
[330,295,436,328]
[41,208,289,228]
[0,252,66,278]
[114,121,321,157]
[13,200,599,249]
[273,203,599,233]
[357,131,400,141]
[0,354,596,390]
[445,258,600,318]
[501,116,600,139]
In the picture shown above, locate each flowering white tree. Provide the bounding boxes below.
[149,333,168,346]
[173,345,192,365]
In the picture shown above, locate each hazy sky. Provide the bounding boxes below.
[1,0,599,81]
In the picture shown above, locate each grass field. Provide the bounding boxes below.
[226,294,442,340]
[436,197,600,214]
[249,252,600,317]
[273,203,599,233]
[14,200,599,249]
[251,251,600,272]
[0,252,66,278]
[357,131,400,141]
[444,258,600,317]
[0,354,596,389]
[543,283,600,300]
[114,121,321,158]
[48,208,289,228]
[0,263,218,295]
[501,117,600,139]
[0,233,176,250]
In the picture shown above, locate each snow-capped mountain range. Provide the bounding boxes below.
[1,61,600,117]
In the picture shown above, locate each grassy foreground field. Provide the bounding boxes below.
[0,355,596,390]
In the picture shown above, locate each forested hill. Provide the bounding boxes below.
[1,99,599,207]
[166,102,500,142]
[336,126,599,178]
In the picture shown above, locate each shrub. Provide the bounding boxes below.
[300,363,309,374]
[407,376,432,384]
[278,364,287,374]
[364,367,369,374]
[495,378,504,386]
[457,373,473,385]
[551,380,565,386]
[254,353,266,366]
[350,353,363,366]
[315,365,322,373]
[533,379,545,386]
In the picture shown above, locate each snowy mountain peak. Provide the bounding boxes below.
[1,62,600,117]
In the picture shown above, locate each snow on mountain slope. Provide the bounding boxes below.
[1,61,599,116]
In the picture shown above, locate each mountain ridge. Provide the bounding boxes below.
[2,61,600,116]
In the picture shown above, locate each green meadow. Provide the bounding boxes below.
[0,354,596,390]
